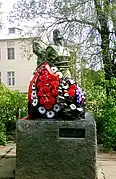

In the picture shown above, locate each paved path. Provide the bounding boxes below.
[1,142,116,179]
[97,152,116,179]
[0,142,16,179]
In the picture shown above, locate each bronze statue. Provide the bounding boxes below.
[53,29,63,46]
[27,30,86,120]
[33,29,70,69]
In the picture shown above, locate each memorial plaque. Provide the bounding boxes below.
[59,128,85,138]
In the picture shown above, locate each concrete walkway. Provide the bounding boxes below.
[97,152,116,179]
[0,142,16,179]
[0,142,116,179]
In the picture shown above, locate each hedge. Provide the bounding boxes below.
[0,84,27,145]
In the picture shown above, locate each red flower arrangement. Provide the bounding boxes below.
[28,62,85,119]
[34,63,60,112]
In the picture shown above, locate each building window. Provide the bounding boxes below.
[7,48,15,59]
[0,72,1,84]
[7,71,15,86]
[9,28,15,34]
[7,41,15,60]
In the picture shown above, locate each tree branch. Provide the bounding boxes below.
[54,17,101,33]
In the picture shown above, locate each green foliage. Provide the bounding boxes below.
[0,84,28,145]
[82,69,116,150]
[100,96,116,150]
[0,122,6,145]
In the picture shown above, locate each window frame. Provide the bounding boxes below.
[9,28,15,34]
[7,71,15,86]
[7,47,15,60]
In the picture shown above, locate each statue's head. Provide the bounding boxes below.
[53,29,63,46]
[53,29,61,38]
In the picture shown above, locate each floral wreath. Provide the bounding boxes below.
[28,62,85,119]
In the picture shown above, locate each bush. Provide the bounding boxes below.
[0,84,28,145]
[0,122,6,145]
[100,96,116,150]
[83,69,116,150]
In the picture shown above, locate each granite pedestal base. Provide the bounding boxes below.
[16,112,97,179]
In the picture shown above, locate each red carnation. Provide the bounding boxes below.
[48,74,54,81]
[49,96,56,105]
[52,89,58,96]
[38,75,44,82]
[44,102,53,110]
[55,75,60,81]
[42,85,51,94]
[70,84,77,90]
[53,75,60,82]
[51,81,59,88]
[68,89,75,97]
[41,69,49,75]
[46,93,51,97]
[37,89,44,97]
[40,97,46,105]
[37,82,44,88]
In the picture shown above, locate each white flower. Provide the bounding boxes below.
[64,93,69,97]
[32,84,36,90]
[56,72,63,79]
[46,111,55,118]
[53,104,60,112]
[32,98,38,106]
[70,104,76,110]
[77,107,83,112]
[69,79,75,84]
[51,67,58,73]
[31,90,37,98]
[38,106,46,114]
[62,85,69,89]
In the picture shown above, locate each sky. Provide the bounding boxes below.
[2,0,16,13]
[1,0,18,26]
[1,0,41,30]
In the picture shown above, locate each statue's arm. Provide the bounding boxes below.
[33,42,41,57]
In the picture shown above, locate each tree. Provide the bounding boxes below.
[9,0,116,94]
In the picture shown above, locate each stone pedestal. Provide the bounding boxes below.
[16,112,97,179]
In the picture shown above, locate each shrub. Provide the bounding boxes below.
[0,84,28,145]
[100,96,116,150]
[0,122,6,145]
[83,69,116,150]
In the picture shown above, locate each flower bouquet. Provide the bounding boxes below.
[28,62,85,120]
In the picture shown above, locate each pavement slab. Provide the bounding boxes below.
[0,142,15,159]
[98,152,116,161]
[98,161,116,179]
[0,158,15,179]
[5,147,16,158]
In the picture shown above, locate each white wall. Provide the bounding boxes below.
[0,38,37,92]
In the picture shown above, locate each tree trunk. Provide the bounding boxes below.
[94,0,112,95]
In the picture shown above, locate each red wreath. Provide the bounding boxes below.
[32,62,60,110]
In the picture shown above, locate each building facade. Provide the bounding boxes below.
[0,27,37,92]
